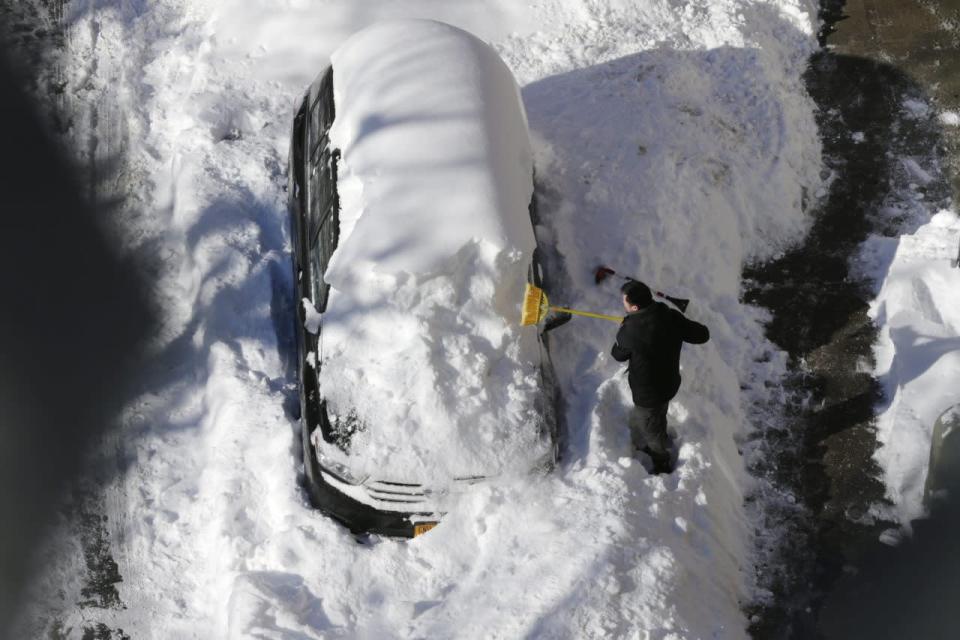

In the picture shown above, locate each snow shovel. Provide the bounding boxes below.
[594,266,690,312]
[521,283,622,326]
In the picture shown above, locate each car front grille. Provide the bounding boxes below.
[365,480,428,505]
[361,476,487,510]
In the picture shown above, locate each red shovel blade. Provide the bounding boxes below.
[594,266,617,284]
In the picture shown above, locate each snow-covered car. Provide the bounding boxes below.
[286,20,559,537]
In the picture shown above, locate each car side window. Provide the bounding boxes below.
[310,237,328,312]
[306,67,339,314]
[310,213,338,310]
[307,68,337,243]
[309,67,334,163]
[309,155,340,313]
[311,213,338,312]
[308,147,330,240]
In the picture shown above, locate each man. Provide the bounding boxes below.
[611,280,709,474]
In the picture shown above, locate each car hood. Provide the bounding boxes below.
[316,240,550,484]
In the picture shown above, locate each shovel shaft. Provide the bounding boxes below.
[595,266,690,313]
[549,305,622,323]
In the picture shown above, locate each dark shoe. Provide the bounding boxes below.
[640,446,673,475]
[651,458,674,475]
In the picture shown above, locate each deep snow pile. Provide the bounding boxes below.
[318,20,547,482]
[862,207,960,525]
[16,0,822,638]
[851,95,960,530]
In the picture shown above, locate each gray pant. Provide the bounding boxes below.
[629,403,671,460]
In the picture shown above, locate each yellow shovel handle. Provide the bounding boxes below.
[549,306,623,323]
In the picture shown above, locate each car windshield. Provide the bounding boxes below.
[316,243,550,484]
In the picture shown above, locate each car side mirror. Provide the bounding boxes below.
[543,311,572,332]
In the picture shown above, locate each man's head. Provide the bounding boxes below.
[621,280,652,312]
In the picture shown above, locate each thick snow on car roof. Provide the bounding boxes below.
[315,19,546,483]
[326,19,536,281]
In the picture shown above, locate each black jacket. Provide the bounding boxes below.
[611,301,710,407]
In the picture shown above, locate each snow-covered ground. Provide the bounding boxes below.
[17,0,824,638]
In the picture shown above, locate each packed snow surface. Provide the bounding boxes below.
[319,20,545,481]
[18,0,823,638]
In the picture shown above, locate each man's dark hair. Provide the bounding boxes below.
[621,279,653,308]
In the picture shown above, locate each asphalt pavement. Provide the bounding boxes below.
[745,1,960,636]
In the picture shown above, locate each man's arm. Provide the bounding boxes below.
[610,325,631,362]
[611,324,632,361]
[675,310,710,344]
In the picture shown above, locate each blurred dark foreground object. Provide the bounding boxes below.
[818,405,960,638]
[0,48,152,635]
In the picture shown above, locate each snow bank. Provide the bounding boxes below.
[317,20,546,481]
[865,209,960,524]
[853,89,960,530]
[17,0,823,638]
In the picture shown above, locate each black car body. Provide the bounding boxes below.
[286,21,559,538]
